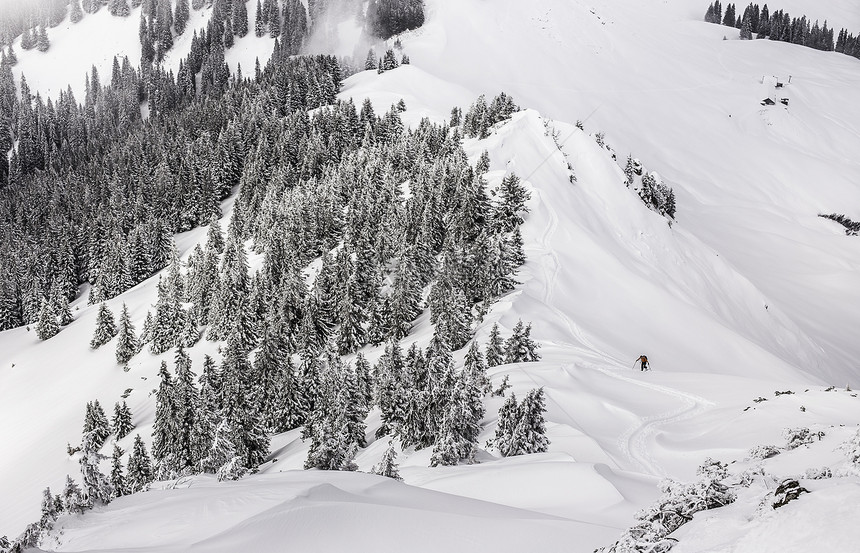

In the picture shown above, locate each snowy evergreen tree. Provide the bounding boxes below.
[79,430,113,507]
[494,173,530,233]
[39,486,58,527]
[62,475,87,514]
[491,388,549,457]
[371,444,402,480]
[126,435,153,493]
[152,360,179,477]
[503,319,540,363]
[36,298,59,340]
[464,339,491,394]
[430,371,485,466]
[90,303,118,348]
[233,0,249,37]
[485,323,505,367]
[111,401,134,439]
[36,26,50,52]
[110,444,128,498]
[115,303,140,364]
[510,388,550,455]
[174,0,190,34]
[83,400,111,448]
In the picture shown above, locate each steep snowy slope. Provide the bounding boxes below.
[3,0,860,548]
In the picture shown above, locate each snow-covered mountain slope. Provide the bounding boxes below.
[3,0,860,549]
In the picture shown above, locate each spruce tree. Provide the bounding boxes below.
[371,444,402,480]
[464,339,491,394]
[112,401,134,439]
[430,371,484,466]
[485,323,505,367]
[491,393,518,457]
[510,388,550,455]
[115,303,140,365]
[174,0,190,34]
[91,303,118,348]
[83,400,112,448]
[79,430,113,507]
[233,0,249,37]
[504,320,540,363]
[36,298,59,340]
[254,0,265,36]
[152,361,178,477]
[62,475,87,514]
[110,445,128,498]
[126,435,153,493]
[36,26,50,52]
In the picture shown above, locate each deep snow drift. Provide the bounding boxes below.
[3,0,860,550]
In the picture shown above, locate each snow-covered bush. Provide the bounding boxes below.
[783,427,822,450]
[803,466,832,480]
[747,444,780,460]
[598,458,736,553]
[842,428,860,468]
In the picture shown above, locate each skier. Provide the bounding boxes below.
[635,355,649,371]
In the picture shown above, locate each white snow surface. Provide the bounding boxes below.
[3,0,860,550]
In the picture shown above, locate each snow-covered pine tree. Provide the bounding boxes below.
[39,486,58,527]
[126,435,153,493]
[150,278,179,354]
[115,303,140,364]
[61,475,87,514]
[83,400,111,448]
[233,0,249,37]
[371,444,402,480]
[521,322,541,362]
[152,360,179,478]
[510,387,550,455]
[174,0,190,34]
[494,173,530,233]
[112,401,134,439]
[354,352,374,410]
[464,339,491,394]
[430,371,485,466]
[90,302,118,348]
[491,393,518,457]
[110,444,127,498]
[255,326,299,433]
[36,26,50,52]
[79,430,113,507]
[365,48,377,70]
[173,347,201,471]
[485,322,505,367]
[503,319,540,363]
[52,282,73,326]
[140,310,154,344]
[36,298,59,340]
[254,0,265,36]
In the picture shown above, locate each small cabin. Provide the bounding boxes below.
[780,98,790,106]
[775,82,784,88]
[761,98,775,106]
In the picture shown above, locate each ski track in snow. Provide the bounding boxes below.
[595,365,715,478]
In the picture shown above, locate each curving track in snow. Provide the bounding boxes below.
[594,366,715,477]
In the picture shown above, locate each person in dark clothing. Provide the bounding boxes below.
[637,355,649,371]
